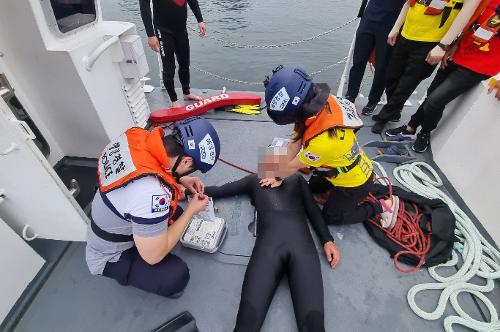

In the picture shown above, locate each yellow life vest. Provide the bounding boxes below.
[402,0,465,42]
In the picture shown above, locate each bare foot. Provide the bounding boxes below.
[183,93,203,101]
[171,100,182,108]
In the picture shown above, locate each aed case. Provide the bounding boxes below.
[180,198,227,253]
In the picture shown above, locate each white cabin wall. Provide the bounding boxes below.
[0,218,45,323]
[433,74,500,245]
[0,2,66,166]
[0,0,147,163]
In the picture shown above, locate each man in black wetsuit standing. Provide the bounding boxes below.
[139,0,205,107]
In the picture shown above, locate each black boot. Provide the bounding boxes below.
[361,100,378,116]
[412,131,430,153]
[371,121,386,134]
[345,95,355,103]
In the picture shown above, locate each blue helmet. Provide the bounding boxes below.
[175,117,220,173]
[264,65,313,125]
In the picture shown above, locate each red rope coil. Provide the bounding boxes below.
[367,177,432,273]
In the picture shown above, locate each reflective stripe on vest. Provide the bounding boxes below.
[302,95,363,147]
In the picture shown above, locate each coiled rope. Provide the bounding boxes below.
[392,161,500,332]
[365,175,432,273]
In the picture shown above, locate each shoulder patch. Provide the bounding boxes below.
[151,193,170,213]
[304,151,321,162]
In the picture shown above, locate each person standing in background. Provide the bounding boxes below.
[345,0,406,116]
[385,0,500,152]
[139,0,206,107]
[371,0,481,134]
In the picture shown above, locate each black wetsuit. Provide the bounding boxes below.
[205,174,334,332]
[139,0,203,102]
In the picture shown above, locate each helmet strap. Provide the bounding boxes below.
[171,154,197,181]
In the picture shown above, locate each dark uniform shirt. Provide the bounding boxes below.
[139,0,203,36]
[363,0,406,25]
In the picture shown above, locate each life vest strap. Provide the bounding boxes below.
[312,155,361,178]
[90,216,133,243]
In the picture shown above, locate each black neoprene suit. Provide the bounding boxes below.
[204,174,334,332]
[139,0,203,102]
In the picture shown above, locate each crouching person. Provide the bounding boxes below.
[86,117,220,297]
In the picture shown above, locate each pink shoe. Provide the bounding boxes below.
[379,196,399,229]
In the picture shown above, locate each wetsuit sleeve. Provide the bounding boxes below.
[298,176,334,244]
[204,175,256,198]
[139,0,155,37]
[187,0,204,23]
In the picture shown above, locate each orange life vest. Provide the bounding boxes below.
[97,127,181,222]
[302,95,363,147]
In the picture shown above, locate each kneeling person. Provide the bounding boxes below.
[86,117,220,298]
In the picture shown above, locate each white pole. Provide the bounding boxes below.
[336,20,359,97]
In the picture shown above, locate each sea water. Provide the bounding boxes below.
[102,0,361,91]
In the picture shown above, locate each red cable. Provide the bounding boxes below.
[218,157,256,175]
[367,177,432,273]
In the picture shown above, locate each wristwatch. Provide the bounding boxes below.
[437,43,449,51]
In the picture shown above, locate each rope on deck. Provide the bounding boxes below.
[393,161,500,332]
[188,17,358,49]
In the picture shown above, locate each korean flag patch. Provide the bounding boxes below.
[151,194,169,213]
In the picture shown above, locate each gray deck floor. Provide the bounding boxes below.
[11,88,500,332]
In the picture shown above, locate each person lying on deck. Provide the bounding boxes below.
[204,170,340,332]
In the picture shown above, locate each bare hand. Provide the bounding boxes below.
[187,193,209,214]
[148,36,160,53]
[259,177,283,188]
[387,29,399,46]
[179,176,205,194]
[426,45,445,65]
[487,79,500,101]
[323,241,340,268]
[440,43,458,69]
[198,22,206,38]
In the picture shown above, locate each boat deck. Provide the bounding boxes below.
[5,88,499,332]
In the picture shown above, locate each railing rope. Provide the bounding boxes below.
[188,17,358,49]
